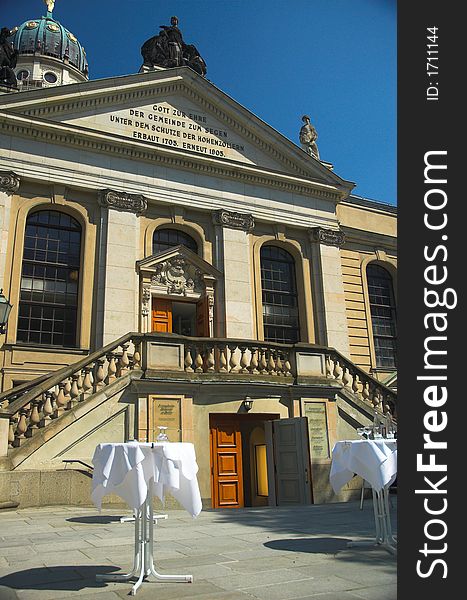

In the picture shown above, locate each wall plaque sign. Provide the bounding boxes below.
[304,402,330,459]
[152,396,182,442]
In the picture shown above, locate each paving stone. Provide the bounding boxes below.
[0,503,396,599]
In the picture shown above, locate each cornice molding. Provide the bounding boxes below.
[3,76,346,187]
[0,170,20,194]
[98,189,148,215]
[213,209,255,232]
[309,226,346,248]
[0,114,345,202]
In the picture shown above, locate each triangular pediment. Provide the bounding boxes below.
[137,245,221,298]
[0,68,353,192]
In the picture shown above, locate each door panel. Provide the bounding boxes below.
[152,299,172,332]
[271,417,312,505]
[210,419,244,508]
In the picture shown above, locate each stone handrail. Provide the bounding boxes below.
[0,333,396,455]
[324,347,397,420]
[0,332,143,452]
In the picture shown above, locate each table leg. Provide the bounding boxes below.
[145,481,193,584]
[96,480,193,594]
[348,486,396,555]
[96,504,143,583]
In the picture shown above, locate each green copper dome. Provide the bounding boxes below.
[9,10,88,77]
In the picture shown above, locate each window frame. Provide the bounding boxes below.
[365,262,397,371]
[259,244,301,344]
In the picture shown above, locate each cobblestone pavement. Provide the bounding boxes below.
[0,501,397,600]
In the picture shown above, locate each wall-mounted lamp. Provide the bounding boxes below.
[0,289,12,335]
[243,397,253,412]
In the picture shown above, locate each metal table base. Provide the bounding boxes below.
[96,482,193,595]
[348,485,397,555]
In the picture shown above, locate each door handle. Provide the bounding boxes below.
[305,468,309,484]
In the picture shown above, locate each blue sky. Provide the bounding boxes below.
[5,0,396,205]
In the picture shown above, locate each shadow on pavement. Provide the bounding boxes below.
[264,536,351,554]
[0,565,119,591]
[66,515,126,524]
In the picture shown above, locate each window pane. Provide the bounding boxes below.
[367,265,397,368]
[152,228,198,254]
[17,210,81,347]
[260,246,299,344]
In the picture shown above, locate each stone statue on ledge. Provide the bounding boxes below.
[0,27,18,89]
[299,115,320,160]
[141,16,207,77]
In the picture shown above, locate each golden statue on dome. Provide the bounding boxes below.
[44,1,56,16]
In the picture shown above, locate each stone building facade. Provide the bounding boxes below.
[0,9,396,510]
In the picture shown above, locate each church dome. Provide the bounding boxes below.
[10,15,88,77]
[7,2,88,90]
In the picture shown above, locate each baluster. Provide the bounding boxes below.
[63,378,72,408]
[362,380,371,405]
[342,367,352,388]
[267,350,277,375]
[81,366,93,397]
[105,352,117,384]
[275,352,283,376]
[8,417,17,448]
[117,343,130,377]
[352,374,361,397]
[26,398,41,436]
[333,358,343,381]
[184,346,194,372]
[54,382,67,417]
[205,346,215,372]
[282,351,292,376]
[194,346,204,373]
[94,359,105,391]
[14,406,29,446]
[133,341,142,369]
[326,355,334,378]
[229,345,240,373]
[249,347,259,374]
[218,345,228,372]
[41,391,54,426]
[259,347,268,374]
[69,373,80,407]
[239,346,249,373]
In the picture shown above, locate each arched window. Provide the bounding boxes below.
[260,246,299,344]
[17,210,82,347]
[152,228,198,255]
[367,264,397,368]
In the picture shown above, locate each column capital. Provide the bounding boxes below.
[309,226,345,248]
[213,209,255,232]
[98,188,148,215]
[0,171,20,195]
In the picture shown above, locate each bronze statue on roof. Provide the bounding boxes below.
[0,27,18,89]
[141,16,207,77]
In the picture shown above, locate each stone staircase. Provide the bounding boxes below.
[0,332,397,474]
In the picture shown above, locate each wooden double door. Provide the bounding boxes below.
[210,414,313,509]
[152,297,209,336]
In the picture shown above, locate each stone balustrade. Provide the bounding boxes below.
[0,333,396,457]
[0,333,143,455]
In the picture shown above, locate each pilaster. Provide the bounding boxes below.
[213,209,255,339]
[0,171,20,291]
[97,189,146,346]
[309,227,350,357]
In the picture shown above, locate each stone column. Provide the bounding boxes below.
[0,171,20,292]
[309,227,350,357]
[97,190,147,347]
[213,210,255,339]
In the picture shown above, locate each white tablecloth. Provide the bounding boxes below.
[330,439,397,493]
[91,442,202,517]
